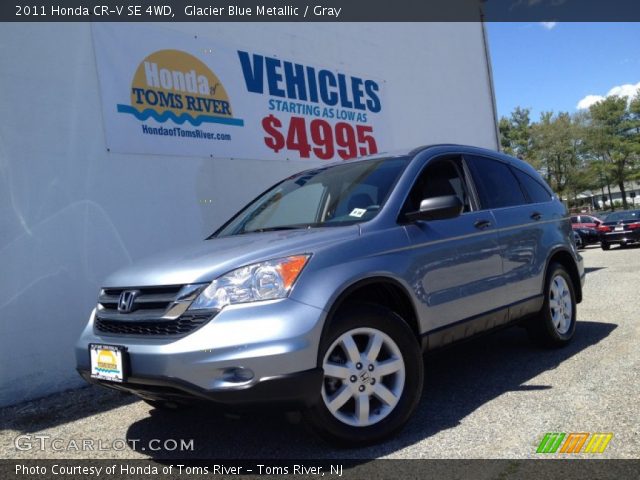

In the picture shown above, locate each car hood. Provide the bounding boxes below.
[103,225,360,287]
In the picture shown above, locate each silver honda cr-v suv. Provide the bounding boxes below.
[76,145,584,446]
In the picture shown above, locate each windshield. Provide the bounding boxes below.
[214,156,410,237]
[605,210,640,223]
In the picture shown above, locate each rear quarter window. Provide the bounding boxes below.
[511,168,553,204]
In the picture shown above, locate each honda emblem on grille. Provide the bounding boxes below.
[118,290,140,313]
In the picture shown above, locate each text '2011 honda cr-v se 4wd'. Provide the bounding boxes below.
[76,144,585,446]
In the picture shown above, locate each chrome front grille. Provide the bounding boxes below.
[98,285,183,315]
[95,284,211,337]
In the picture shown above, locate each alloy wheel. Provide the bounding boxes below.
[321,327,405,427]
[549,275,573,334]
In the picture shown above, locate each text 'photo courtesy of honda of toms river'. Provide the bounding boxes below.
[76,145,585,446]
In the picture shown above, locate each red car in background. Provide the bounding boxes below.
[570,214,603,229]
[570,214,603,247]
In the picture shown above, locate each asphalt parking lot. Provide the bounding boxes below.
[1,245,638,459]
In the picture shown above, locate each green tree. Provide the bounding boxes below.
[586,96,640,210]
[530,111,581,201]
[569,110,608,209]
[498,106,532,160]
[628,93,640,183]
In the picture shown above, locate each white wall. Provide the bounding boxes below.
[0,22,497,407]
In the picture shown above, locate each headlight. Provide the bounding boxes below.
[188,255,310,311]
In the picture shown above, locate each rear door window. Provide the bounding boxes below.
[466,156,527,209]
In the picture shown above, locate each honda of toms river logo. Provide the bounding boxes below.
[117,49,244,127]
[95,349,119,374]
[536,432,613,454]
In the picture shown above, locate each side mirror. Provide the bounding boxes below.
[594,220,601,226]
[405,195,463,222]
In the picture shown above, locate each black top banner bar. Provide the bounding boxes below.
[3,0,640,22]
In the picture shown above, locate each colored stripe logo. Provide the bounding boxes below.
[584,433,614,453]
[537,432,613,454]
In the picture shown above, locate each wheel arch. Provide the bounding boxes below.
[544,247,583,303]
[320,276,421,351]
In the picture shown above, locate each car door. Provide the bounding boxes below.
[466,155,552,306]
[581,215,598,229]
[401,155,505,343]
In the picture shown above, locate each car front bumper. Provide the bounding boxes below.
[76,368,323,408]
[75,298,326,407]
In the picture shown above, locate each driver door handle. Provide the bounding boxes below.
[474,219,492,230]
[531,212,542,221]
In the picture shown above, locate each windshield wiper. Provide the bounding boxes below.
[246,226,305,233]
[238,223,327,234]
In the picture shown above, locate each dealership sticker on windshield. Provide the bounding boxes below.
[90,344,126,382]
[350,208,367,218]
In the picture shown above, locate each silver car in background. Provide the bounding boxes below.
[76,144,584,446]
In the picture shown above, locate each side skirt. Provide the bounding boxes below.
[421,295,544,351]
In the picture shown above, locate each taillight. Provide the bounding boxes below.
[628,222,640,230]
[597,225,611,233]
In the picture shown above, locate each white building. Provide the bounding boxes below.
[576,181,640,211]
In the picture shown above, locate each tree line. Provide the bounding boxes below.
[499,94,640,210]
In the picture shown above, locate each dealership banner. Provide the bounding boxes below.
[92,23,391,160]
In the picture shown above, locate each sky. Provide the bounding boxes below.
[487,22,640,121]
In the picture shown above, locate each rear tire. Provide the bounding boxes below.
[305,304,423,447]
[601,242,610,251]
[527,263,577,348]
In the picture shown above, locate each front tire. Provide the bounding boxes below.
[601,242,610,251]
[305,304,423,446]
[527,263,577,347]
